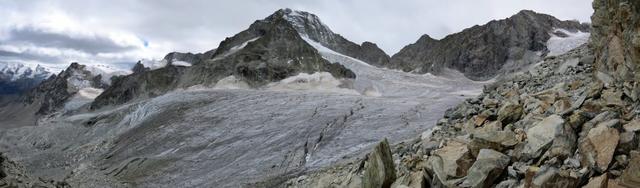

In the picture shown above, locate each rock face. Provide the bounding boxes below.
[363,139,396,188]
[278,8,391,67]
[591,0,640,85]
[389,10,590,80]
[24,62,107,115]
[91,9,357,109]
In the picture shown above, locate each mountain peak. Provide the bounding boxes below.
[269,8,335,41]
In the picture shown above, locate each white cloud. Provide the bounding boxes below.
[0,0,594,69]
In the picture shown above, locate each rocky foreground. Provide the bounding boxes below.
[284,0,640,187]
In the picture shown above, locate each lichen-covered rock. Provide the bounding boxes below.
[583,174,608,188]
[363,139,396,188]
[620,151,640,187]
[525,167,579,188]
[460,149,510,188]
[497,102,524,125]
[430,141,474,179]
[580,120,620,172]
[522,115,565,159]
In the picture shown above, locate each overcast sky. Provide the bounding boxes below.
[0,0,593,71]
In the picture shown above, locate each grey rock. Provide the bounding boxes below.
[363,138,396,188]
[522,115,564,159]
[497,102,524,125]
[460,149,510,188]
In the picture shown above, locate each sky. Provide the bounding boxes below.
[0,0,594,71]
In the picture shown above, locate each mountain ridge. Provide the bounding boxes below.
[388,9,590,80]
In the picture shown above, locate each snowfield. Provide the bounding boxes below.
[547,28,590,56]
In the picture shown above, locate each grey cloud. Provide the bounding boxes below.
[0,50,66,65]
[0,0,594,67]
[6,26,139,54]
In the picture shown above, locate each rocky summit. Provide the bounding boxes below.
[389,10,590,80]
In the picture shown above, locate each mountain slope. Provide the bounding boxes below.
[91,9,358,109]
[389,10,590,80]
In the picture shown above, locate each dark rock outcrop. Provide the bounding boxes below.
[389,10,590,80]
[25,62,107,115]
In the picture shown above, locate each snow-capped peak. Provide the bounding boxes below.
[0,62,53,81]
[277,8,336,44]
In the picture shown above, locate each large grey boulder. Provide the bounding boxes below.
[580,119,620,172]
[460,149,510,188]
[522,115,565,159]
[363,139,397,188]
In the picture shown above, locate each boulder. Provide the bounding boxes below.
[363,139,397,188]
[523,115,564,159]
[583,174,608,188]
[460,149,510,188]
[497,102,524,125]
[620,151,640,187]
[602,89,625,107]
[623,119,640,132]
[430,141,474,179]
[525,167,578,188]
[468,130,518,157]
[618,131,638,154]
[390,170,427,188]
[580,120,620,172]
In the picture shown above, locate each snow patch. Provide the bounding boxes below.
[266,72,359,95]
[0,62,53,81]
[213,37,261,60]
[64,87,104,111]
[140,59,167,70]
[172,61,192,67]
[547,29,590,56]
[213,76,251,90]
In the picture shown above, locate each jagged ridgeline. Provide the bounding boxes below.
[91,9,382,109]
[389,10,590,80]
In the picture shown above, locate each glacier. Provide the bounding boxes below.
[0,37,490,188]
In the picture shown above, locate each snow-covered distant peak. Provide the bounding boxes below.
[0,62,53,81]
[546,28,590,56]
[278,8,336,44]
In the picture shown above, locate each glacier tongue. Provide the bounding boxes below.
[301,36,489,98]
